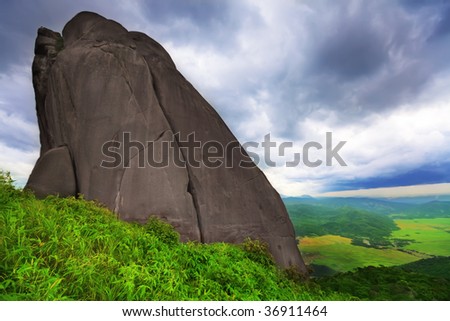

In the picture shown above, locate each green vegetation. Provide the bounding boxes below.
[0,171,345,301]
[287,201,449,279]
[400,257,450,278]
[299,235,422,273]
[317,262,450,300]
[298,218,450,275]
[286,196,450,300]
[287,198,450,300]
[390,201,450,219]
[2,169,448,301]
[286,203,398,246]
[391,218,450,256]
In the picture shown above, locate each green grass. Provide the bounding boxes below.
[299,235,423,273]
[0,171,346,301]
[391,218,450,256]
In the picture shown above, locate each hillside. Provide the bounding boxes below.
[316,258,450,300]
[394,201,450,218]
[400,257,450,278]
[286,203,398,246]
[2,171,448,301]
[0,171,345,300]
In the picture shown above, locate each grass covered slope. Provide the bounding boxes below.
[0,172,346,301]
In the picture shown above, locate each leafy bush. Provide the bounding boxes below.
[143,216,180,246]
[240,238,274,267]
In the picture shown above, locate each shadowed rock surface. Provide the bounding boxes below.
[26,11,307,273]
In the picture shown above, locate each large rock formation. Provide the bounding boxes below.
[26,11,307,273]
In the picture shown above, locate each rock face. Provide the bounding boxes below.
[26,11,307,273]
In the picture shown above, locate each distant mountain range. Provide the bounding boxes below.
[283,196,450,218]
[380,195,450,204]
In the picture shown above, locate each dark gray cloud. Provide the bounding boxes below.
[0,1,40,71]
[140,0,233,29]
[305,2,413,107]
[138,0,262,55]
[431,6,450,39]
[261,0,450,138]
[312,14,387,80]
[0,1,75,70]
[399,0,448,10]
[2,0,447,133]
[359,61,432,109]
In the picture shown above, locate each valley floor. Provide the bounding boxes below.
[299,218,450,274]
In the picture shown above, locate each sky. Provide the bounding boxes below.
[0,0,450,197]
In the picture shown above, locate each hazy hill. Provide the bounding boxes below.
[382,195,450,204]
[284,196,450,218]
[283,196,413,214]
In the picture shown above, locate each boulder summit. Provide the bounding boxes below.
[26,11,307,273]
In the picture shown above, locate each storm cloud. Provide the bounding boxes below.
[1,0,449,195]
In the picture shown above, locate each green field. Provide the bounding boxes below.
[299,235,423,272]
[391,218,450,256]
[299,218,449,273]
